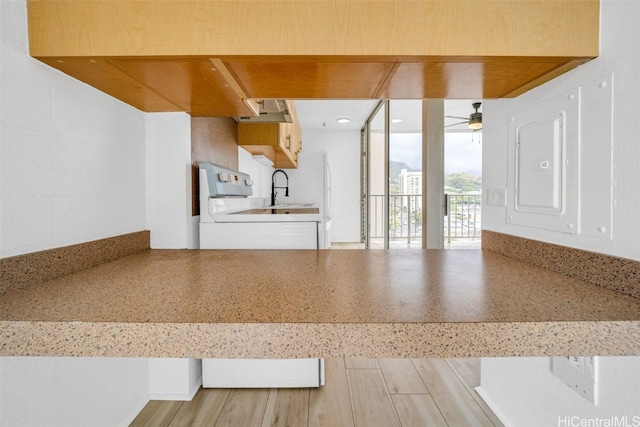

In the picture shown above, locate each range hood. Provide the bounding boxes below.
[235,99,293,123]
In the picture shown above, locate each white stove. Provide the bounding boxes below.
[199,163,324,249]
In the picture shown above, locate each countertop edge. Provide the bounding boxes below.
[2,320,638,358]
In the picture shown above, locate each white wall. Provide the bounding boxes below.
[482,0,640,261]
[479,357,640,427]
[0,1,146,258]
[301,129,361,242]
[0,357,148,427]
[237,130,362,242]
[238,146,272,205]
[480,1,640,423]
[0,2,151,425]
[145,112,195,249]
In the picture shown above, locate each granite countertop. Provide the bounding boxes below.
[1,249,639,358]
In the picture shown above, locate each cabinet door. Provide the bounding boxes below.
[237,122,280,166]
[279,122,292,152]
[292,120,302,155]
[237,112,301,168]
[238,122,280,146]
[274,122,296,168]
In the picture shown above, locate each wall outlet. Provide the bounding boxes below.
[487,188,507,206]
[551,356,599,404]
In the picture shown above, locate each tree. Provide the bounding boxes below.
[444,172,481,193]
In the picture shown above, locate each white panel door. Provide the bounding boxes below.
[515,113,564,214]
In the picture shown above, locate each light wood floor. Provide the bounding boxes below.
[331,241,482,250]
[131,358,502,427]
[331,242,367,249]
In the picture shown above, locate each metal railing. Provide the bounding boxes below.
[445,193,482,243]
[369,194,422,244]
[368,193,481,244]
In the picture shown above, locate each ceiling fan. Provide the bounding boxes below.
[445,102,482,131]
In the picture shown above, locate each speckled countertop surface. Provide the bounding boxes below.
[1,249,639,358]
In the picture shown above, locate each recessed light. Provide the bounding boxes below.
[391,118,403,123]
[337,118,350,124]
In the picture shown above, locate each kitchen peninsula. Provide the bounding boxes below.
[1,249,639,359]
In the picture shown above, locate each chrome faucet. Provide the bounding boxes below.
[271,169,289,206]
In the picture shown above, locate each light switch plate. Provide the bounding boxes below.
[487,188,507,206]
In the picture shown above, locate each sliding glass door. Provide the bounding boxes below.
[365,102,387,248]
[389,100,423,248]
[364,100,422,249]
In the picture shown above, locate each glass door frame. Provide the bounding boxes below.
[363,100,389,249]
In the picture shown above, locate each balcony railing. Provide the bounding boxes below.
[368,193,482,244]
[369,194,422,244]
[444,193,482,243]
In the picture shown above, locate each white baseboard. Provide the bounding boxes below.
[149,377,202,401]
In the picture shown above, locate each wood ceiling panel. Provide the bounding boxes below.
[109,58,254,116]
[28,1,599,113]
[38,58,180,112]
[382,59,565,99]
[37,55,591,117]
[223,58,398,99]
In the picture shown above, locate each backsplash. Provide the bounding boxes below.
[0,231,149,294]
[482,230,640,299]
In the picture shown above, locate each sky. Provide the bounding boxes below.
[389,132,482,176]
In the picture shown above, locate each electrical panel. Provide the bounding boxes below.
[506,89,579,233]
[505,75,613,238]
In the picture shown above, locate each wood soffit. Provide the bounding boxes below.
[27,0,599,116]
[35,55,593,116]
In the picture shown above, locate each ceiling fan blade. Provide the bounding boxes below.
[444,115,469,120]
[445,121,469,128]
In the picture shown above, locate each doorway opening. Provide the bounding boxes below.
[443,100,483,249]
[362,100,482,250]
[365,100,423,249]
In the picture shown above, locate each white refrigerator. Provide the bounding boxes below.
[285,151,332,249]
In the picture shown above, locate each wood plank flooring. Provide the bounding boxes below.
[130,358,502,427]
[330,241,482,250]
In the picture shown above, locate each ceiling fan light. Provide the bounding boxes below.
[468,119,482,130]
[468,110,482,130]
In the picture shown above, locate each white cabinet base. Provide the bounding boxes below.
[200,222,318,249]
[202,359,324,388]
